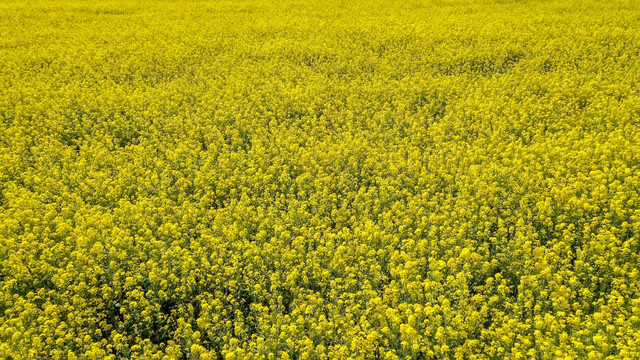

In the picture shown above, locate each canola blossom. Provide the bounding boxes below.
[1,0,639,359]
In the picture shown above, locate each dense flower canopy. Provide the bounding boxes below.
[1,0,639,359]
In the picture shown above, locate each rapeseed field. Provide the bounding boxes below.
[1,0,639,359]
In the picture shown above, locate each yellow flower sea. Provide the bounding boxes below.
[0,0,639,359]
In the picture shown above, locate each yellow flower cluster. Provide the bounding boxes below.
[1,0,639,359]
